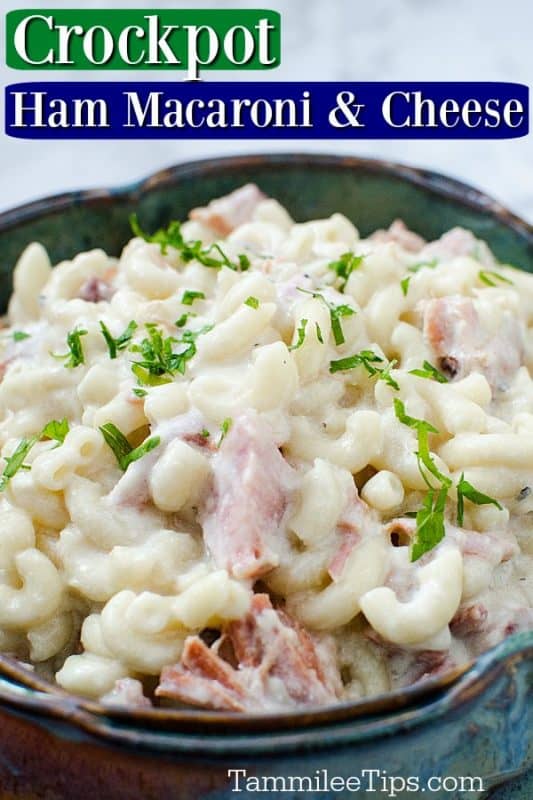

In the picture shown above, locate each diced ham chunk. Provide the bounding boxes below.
[423,295,523,389]
[0,359,11,384]
[370,220,426,253]
[158,637,248,711]
[459,529,518,564]
[101,678,152,708]
[422,227,492,263]
[189,184,266,237]
[201,412,296,580]
[79,276,115,302]
[450,603,488,636]
[327,491,376,580]
[409,651,456,683]
[156,594,341,711]
[108,410,209,508]
[364,626,453,686]
[466,606,533,655]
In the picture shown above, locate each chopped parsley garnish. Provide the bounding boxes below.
[411,485,448,562]
[0,437,38,491]
[297,289,356,346]
[175,312,196,328]
[400,276,411,296]
[132,388,147,398]
[236,254,251,271]
[130,323,212,385]
[130,324,175,380]
[328,252,364,291]
[41,418,70,446]
[400,260,438,297]
[289,319,308,351]
[181,290,205,306]
[218,418,232,447]
[330,303,356,346]
[130,214,184,255]
[393,398,439,437]
[52,328,88,368]
[330,350,399,390]
[99,422,160,471]
[393,399,448,560]
[315,323,324,344]
[131,364,172,387]
[0,418,71,490]
[393,399,501,559]
[408,258,438,274]
[99,320,137,359]
[200,428,210,439]
[130,214,250,271]
[409,360,449,383]
[456,473,502,526]
[244,296,259,309]
[478,270,514,287]
[12,331,30,342]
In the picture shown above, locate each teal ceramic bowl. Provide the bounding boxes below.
[0,154,531,800]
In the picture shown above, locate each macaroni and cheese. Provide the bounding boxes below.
[0,184,531,711]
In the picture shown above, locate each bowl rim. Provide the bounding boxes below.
[0,152,531,243]
[0,633,531,751]
[0,152,531,737]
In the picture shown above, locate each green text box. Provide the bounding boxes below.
[6,9,280,72]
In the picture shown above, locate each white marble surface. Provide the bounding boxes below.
[0,0,532,220]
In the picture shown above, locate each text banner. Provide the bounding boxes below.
[5,82,529,139]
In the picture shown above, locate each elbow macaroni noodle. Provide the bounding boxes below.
[0,186,531,707]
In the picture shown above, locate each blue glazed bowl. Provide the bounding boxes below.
[0,154,531,800]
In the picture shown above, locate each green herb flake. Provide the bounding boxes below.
[393,398,454,561]
[478,270,514,288]
[41,418,70,446]
[130,214,185,255]
[379,359,400,391]
[132,387,148,398]
[0,417,72,489]
[52,328,88,368]
[99,422,160,471]
[409,360,449,384]
[297,289,356,347]
[175,312,196,328]
[237,254,251,271]
[330,304,356,346]
[416,426,452,491]
[0,436,39,491]
[408,258,438,274]
[456,472,502,526]
[411,484,448,562]
[218,417,232,447]
[12,331,30,342]
[200,428,210,439]
[100,320,137,359]
[330,349,399,390]
[244,296,259,309]
[130,214,250,271]
[400,260,438,298]
[400,276,411,296]
[315,323,324,344]
[131,363,172,387]
[181,290,205,306]
[393,398,439,436]
[289,319,308,351]
[130,323,213,384]
[328,251,364,291]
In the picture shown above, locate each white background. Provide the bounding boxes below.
[0,0,532,220]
